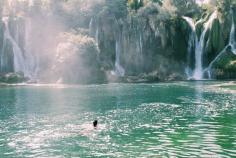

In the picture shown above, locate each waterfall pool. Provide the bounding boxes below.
[0,81,236,157]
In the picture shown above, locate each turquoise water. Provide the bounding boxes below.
[0,81,236,157]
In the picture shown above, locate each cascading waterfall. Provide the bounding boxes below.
[95,28,99,44]
[139,33,143,59]
[1,16,37,79]
[0,0,39,81]
[90,17,125,77]
[2,17,26,75]
[183,16,197,79]
[89,17,99,43]
[194,26,205,79]
[136,32,143,71]
[89,18,94,36]
[183,11,217,80]
[114,35,125,76]
[139,33,143,55]
[194,11,217,80]
[134,30,143,70]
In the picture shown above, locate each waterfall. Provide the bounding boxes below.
[88,17,99,44]
[89,17,99,43]
[114,35,125,76]
[183,16,196,79]
[2,17,26,75]
[137,32,143,71]
[139,33,143,54]
[183,11,217,80]
[95,27,99,44]
[194,11,217,80]
[183,17,196,31]
[89,17,125,77]
[112,18,125,77]
[1,17,37,79]
[193,26,206,80]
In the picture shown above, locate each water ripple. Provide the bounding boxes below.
[1,82,236,157]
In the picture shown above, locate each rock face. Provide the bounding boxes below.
[91,3,189,81]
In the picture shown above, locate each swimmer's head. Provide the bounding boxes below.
[93,120,98,128]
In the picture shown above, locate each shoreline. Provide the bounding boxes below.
[1,80,236,88]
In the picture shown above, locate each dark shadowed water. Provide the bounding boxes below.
[0,81,236,157]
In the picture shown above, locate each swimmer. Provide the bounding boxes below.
[93,120,98,128]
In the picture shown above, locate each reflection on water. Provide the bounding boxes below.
[0,82,236,157]
[0,88,16,120]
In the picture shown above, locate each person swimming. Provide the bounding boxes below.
[93,120,98,128]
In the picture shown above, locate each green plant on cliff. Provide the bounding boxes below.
[217,0,236,10]
[128,0,144,11]
[171,0,200,16]
[100,0,127,19]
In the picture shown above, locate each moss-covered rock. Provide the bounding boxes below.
[211,51,236,79]
[0,72,26,83]
[204,18,225,67]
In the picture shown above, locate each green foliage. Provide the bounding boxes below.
[171,0,200,16]
[212,52,236,79]
[217,54,236,69]
[217,0,234,9]
[201,0,236,13]
[151,0,162,4]
[101,0,128,19]
[128,0,144,11]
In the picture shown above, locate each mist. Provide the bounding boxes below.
[0,0,105,83]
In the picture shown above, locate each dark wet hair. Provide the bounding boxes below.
[93,120,98,127]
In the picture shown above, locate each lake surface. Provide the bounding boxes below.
[0,81,236,157]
